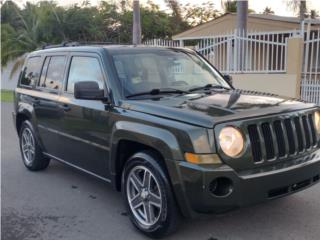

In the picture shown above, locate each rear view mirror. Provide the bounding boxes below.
[74,81,106,100]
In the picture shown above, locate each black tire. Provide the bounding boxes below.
[19,120,50,171]
[122,151,180,238]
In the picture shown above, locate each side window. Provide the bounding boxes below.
[20,57,41,86]
[67,56,104,93]
[39,56,66,91]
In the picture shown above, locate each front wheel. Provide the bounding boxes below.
[122,151,180,238]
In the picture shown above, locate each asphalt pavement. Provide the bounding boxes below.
[1,102,320,240]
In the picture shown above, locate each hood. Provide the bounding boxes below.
[120,89,316,128]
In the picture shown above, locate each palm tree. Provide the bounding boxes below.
[223,0,237,13]
[262,7,275,15]
[310,9,319,19]
[1,2,66,78]
[132,0,141,44]
[286,0,307,23]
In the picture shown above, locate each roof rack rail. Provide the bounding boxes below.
[41,42,79,49]
[41,41,115,49]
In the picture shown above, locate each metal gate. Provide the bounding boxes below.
[301,29,320,105]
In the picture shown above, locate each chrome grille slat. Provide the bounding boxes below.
[284,118,297,155]
[302,115,312,149]
[273,120,286,157]
[308,114,317,146]
[248,112,318,164]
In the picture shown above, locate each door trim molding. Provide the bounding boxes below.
[38,124,110,151]
[43,152,111,183]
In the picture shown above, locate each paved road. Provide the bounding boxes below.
[1,102,320,240]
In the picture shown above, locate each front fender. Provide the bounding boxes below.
[110,121,183,172]
[109,121,196,217]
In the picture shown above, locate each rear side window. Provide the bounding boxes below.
[20,57,41,87]
[66,56,104,93]
[38,56,66,91]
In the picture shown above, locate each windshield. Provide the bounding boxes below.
[111,49,230,98]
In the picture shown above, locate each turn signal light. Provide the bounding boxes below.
[185,153,222,164]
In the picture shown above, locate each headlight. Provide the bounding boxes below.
[219,126,244,157]
[315,111,320,134]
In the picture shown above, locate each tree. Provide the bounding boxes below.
[262,7,275,15]
[310,9,319,19]
[1,0,193,73]
[223,0,237,13]
[182,2,220,26]
[222,0,255,14]
[286,0,307,23]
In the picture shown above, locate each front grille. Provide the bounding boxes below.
[248,113,318,163]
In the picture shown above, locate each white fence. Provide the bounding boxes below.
[195,30,294,74]
[301,29,320,105]
[144,39,181,47]
[144,30,297,74]
[144,29,320,104]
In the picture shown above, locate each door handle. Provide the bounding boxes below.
[61,104,71,112]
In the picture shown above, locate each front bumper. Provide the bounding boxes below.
[175,148,320,215]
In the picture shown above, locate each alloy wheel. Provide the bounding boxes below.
[21,128,35,166]
[126,165,162,227]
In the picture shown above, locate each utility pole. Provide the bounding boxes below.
[132,0,141,45]
[236,0,248,35]
[236,0,248,71]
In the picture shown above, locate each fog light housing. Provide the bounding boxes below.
[209,177,233,197]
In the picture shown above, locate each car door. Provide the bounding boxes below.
[56,53,112,179]
[33,55,67,157]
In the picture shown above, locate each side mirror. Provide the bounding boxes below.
[223,75,233,85]
[74,81,107,101]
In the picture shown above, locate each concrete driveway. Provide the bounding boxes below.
[1,102,320,240]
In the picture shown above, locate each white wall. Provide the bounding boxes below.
[231,74,298,98]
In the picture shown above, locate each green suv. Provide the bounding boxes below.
[13,44,320,238]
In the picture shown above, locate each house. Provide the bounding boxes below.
[173,13,320,40]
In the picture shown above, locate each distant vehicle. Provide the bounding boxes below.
[13,43,320,238]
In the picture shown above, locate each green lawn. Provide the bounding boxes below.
[1,90,14,102]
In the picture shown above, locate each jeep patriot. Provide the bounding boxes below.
[13,44,320,238]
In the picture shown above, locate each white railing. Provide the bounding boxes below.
[144,29,320,105]
[144,30,295,74]
[301,29,320,105]
[195,30,293,74]
[144,39,181,47]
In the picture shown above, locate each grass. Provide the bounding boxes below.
[1,90,14,102]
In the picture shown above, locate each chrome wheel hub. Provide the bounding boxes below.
[21,128,35,166]
[126,166,162,227]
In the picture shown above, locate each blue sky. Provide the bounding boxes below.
[11,0,320,17]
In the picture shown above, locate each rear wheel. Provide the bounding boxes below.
[19,120,50,171]
[122,151,180,238]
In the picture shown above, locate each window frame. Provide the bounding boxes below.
[35,54,68,94]
[19,55,42,89]
[63,53,108,97]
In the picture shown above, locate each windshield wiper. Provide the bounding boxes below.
[188,84,230,92]
[126,88,189,98]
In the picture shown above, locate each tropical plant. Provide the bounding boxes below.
[182,2,220,26]
[2,0,222,78]
[286,0,307,22]
[222,0,255,14]
[310,9,319,19]
[262,7,275,15]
